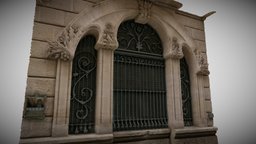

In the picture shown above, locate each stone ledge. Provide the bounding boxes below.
[113,128,170,143]
[20,133,113,144]
[20,129,171,144]
[174,127,218,139]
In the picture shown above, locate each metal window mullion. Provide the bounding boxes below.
[127,62,132,129]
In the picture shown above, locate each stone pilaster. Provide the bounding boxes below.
[51,60,72,137]
[164,38,184,129]
[94,23,118,134]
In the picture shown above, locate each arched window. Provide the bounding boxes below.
[69,35,97,134]
[113,20,168,131]
[180,57,193,126]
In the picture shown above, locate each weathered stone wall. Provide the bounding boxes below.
[21,0,93,138]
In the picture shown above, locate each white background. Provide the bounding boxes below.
[0,0,256,143]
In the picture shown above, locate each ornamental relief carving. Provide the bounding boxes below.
[164,37,184,59]
[95,23,118,50]
[135,0,153,24]
[47,24,83,61]
[195,50,210,75]
[170,37,184,59]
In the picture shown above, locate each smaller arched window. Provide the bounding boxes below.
[180,57,193,126]
[69,35,97,134]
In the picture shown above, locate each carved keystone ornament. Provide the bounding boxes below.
[135,0,153,24]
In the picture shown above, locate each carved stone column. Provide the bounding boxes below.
[94,24,118,134]
[48,47,72,137]
[47,24,85,137]
[164,38,184,129]
[52,60,72,137]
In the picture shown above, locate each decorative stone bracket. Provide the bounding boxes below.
[195,50,210,75]
[164,37,184,59]
[95,23,118,51]
[47,24,84,61]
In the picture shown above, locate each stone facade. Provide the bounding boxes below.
[20,0,218,143]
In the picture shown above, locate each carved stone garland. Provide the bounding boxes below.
[47,24,83,61]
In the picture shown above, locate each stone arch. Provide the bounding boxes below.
[48,0,208,136]
[47,0,200,70]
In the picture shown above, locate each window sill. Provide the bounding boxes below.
[20,128,170,144]
[113,128,170,142]
[173,126,218,139]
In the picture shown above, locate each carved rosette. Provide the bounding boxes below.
[135,0,153,24]
[47,24,83,61]
[195,50,210,75]
[95,23,118,50]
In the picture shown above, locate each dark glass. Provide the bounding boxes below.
[180,58,193,126]
[113,20,168,131]
[69,35,97,134]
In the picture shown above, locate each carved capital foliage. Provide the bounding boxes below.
[47,24,83,61]
[170,38,184,59]
[195,50,210,75]
[47,42,71,61]
[95,23,118,50]
[164,37,184,59]
[135,0,153,24]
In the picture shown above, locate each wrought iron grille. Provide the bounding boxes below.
[113,20,168,131]
[69,35,97,134]
[180,58,193,126]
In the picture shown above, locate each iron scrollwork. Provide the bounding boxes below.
[113,20,168,131]
[69,36,97,134]
[180,58,193,126]
[117,20,163,55]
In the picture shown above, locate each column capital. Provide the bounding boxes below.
[95,23,118,51]
[47,41,71,61]
[164,37,184,60]
[47,24,83,61]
